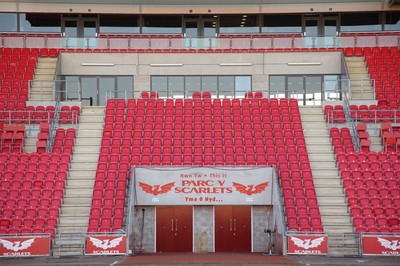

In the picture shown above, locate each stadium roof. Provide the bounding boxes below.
[0,0,399,13]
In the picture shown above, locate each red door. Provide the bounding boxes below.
[215,206,251,252]
[156,206,193,252]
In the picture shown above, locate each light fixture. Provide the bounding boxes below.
[287,62,322,66]
[150,63,183,67]
[243,15,247,17]
[220,62,253,66]
[81,62,115,66]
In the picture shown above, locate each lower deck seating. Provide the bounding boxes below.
[0,127,75,237]
[88,97,323,233]
[330,127,400,232]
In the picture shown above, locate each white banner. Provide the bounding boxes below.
[134,167,274,205]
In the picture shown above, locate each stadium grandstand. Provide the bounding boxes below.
[0,0,399,259]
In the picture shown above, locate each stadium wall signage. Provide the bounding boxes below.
[0,236,50,257]
[287,235,328,255]
[85,235,127,255]
[134,167,273,205]
[362,235,400,256]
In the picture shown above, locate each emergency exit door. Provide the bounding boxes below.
[156,206,193,252]
[215,206,251,252]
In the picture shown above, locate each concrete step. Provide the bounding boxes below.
[59,216,89,224]
[66,179,94,186]
[78,116,104,123]
[308,153,335,161]
[310,161,336,168]
[77,130,103,137]
[315,187,343,194]
[313,178,342,186]
[78,123,104,130]
[318,196,347,204]
[320,206,349,215]
[71,153,100,161]
[75,137,102,145]
[64,186,93,195]
[81,106,105,114]
[61,205,91,214]
[69,170,96,178]
[63,196,93,205]
[69,162,98,170]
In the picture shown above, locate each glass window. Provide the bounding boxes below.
[269,76,285,98]
[234,76,251,97]
[168,76,184,98]
[201,76,218,94]
[384,12,400,31]
[220,15,259,34]
[151,75,251,99]
[340,13,382,32]
[219,76,234,98]
[100,14,139,34]
[20,13,61,32]
[0,13,17,32]
[117,76,134,98]
[185,76,201,95]
[263,14,302,33]
[142,16,182,34]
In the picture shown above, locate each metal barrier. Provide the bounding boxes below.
[28,80,81,102]
[1,34,399,50]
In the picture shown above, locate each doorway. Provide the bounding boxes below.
[303,15,338,47]
[183,16,217,48]
[62,15,98,47]
[156,206,193,252]
[215,206,251,252]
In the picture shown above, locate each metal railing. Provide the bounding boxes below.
[1,34,399,50]
[28,80,81,102]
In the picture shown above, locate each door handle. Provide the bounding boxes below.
[233,219,236,231]
[171,219,174,231]
[175,219,178,231]
[229,219,232,231]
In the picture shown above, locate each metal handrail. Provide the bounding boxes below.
[1,34,399,50]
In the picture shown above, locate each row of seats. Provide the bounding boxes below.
[0,124,76,237]
[330,127,400,232]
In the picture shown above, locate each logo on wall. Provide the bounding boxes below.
[287,235,328,255]
[378,237,400,251]
[89,236,123,249]
[232,182,269,196]
[138,182,175,196]
[85,235,127,255]
[0,238,35,251]
[0,237,50,257]
[362,235,400,255]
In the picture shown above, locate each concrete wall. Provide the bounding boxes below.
[60,52,342,98]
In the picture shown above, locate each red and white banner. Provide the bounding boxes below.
[362,235,400,256]
[287,235,328,255]
[85,235,127,255]
[0,236,50,257]
[134,167,273,205]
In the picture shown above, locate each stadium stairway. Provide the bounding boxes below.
[300,106,359,256]
[52,106,104,257]
[365,125,383,152]
[23,128,40,153]
[29,57,58,101]
[344,56,374,100]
